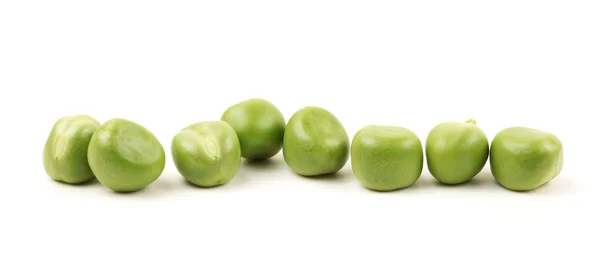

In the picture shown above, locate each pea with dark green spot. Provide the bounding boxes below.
[221,98,286,161]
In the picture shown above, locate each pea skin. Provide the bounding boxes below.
[221,98,286,161]
[87,118,166,193]
[171,121,242,187]
[351,125,423,191]
[283,106,349,177]
[490,127,563,191]
[43,114,101,184]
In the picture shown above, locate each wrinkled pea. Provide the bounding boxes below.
[87,118,165,192]
[43,115,101,184]
[172,121,241,187]
[490,127,563,191]
[283,106,349,176]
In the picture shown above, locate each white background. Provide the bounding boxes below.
[1,1,598,271]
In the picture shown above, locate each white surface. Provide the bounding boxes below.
[1,1,598,271]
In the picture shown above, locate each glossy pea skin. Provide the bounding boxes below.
[221,98,286,160]
[283,106,349,176]
[351,125,423,191]
[43,115,101,184]
[172,121,241,187]
[490,127,563,191]
[425,119,489,185]
[87,118,165,192]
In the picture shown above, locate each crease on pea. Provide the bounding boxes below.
[282,106,350,177]
[171,120,242,188]
[43,114,101,184]
[87,118,166,193]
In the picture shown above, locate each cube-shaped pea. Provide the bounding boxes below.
[351,125,423,192]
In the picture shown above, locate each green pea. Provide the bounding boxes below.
[87,118,165,192]
[171,121,241,187]
[43,115,101,184]
[282,106,349,176]
[425,119,489,185]
[220,98,286,160]
[351,125,423,191]
[490,127,563,191]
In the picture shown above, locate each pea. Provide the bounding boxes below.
[490,127,563,191]
[87,118,165,192]
[282,106,349,176]
[221,98,285,160]
[351,125,423,191]
[425,119,489,185]
[220,98,286,160]
[171,121,241,187]
[43,115,101,184]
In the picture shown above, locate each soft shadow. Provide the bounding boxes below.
[410,170,500,190]
[468,171,500,188]
[226,157,285,189]
[110,189,142,195]
[433,171,579,195]
[436,171,500,190]
[384,170,500,193]
[400,177,434,191]
[51,177,101,187]
[149,177,182,193]
[361,174,437,193]
[107,177,181,197]
[297,167,353,183]
[223,169,252,189]
[362,182,420,193]
[243,157,283,170]
[504,175,579,196]
[182,177,228,190]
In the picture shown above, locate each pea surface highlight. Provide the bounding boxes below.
[221,98,285,160]
[490,127,563,191]
[283,106,349,176]
[172,121,241,187]
[87,118,165,192]
[43,115,101,184]
[351,125,423,191]
[425,119,489,185]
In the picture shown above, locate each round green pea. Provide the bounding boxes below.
[43,115,101,184]
[171,121,241,187]
[221,98,285,160]
[282,106,349,176]
[87,118,165,193]
[490,127,563,191]
[351,125,423,191]
[425,119,489,185]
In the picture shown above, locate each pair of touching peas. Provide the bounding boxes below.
[43,98,563,193]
